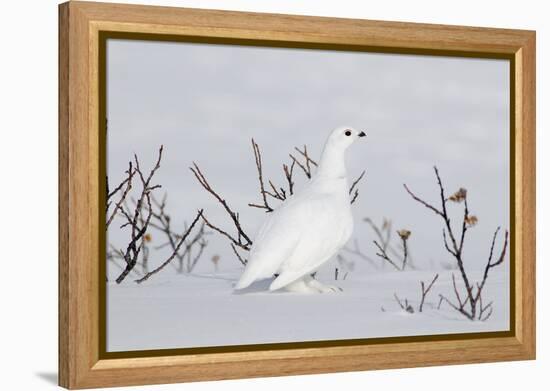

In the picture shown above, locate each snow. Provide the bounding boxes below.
[104,38,511,354]
[107,264,509,352]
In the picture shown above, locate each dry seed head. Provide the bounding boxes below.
[449,188,468,203]
[397,229,411,240]
[465,215,478,227]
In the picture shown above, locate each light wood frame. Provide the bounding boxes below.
[59,1,536,389]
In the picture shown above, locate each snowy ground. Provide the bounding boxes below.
[107,264,509,352]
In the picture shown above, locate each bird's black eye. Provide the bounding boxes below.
[344,130,352,136]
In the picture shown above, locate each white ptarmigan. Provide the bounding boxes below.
[234,126,366,293]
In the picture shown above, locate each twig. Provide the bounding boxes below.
[363,218,409,266]
[135,210,203,283]
[191,139,367,270]
[249,139,274,212]
[230,243,248,266]
[349,170,366,205]
[398,231,410,270]
[107,245,143,277]
[364,218,391,251]
[474,228,509,304]
[190,163,253,250]
[107,170,131,200]
[282,161,296,196]
[437,295,444,310]
[403,183,444,218]
[289,153,312,179]
[451,273,467,311]
[294,145,318,168]
[342,238,378,267]
[375,228,412,272]
[419,274,439,312]
[405,166,508,321]
[394,293,414,313]
[290,145,317,179]
[201,213,251,251]
[374,240,401,271]
[394,293,405,310]
[106,162,135,229]
[114,146,163,284]
[438,294,465,314]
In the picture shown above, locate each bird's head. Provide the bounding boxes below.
[325,126,366,151]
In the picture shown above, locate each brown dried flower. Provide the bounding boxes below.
[144,233,152,242]
[448,188,468,203]
[465,215,478,227]
[397,229,411,240]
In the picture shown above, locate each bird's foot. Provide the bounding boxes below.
[283,278,321,294]
[306,278,343,293]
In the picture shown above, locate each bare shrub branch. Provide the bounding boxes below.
[107,147,210,282]
[289,144,317,179]
[112,146,164,284]
[107,244,143,278]
[147,194,210,273]
[342,238,378,268]
[394,293,414,313]
[294,145,318,168]
[373,229,411,271]
[419,274,439,312]
[135,210,203,283]
[397,229,411,270]
[374,240,401,271]
[364,218,392,251]
[106,162,135,229]
[282,160,296,196]
[248,138,274,212]
[230,243,248,266]
[192,138,367,267]
[349,170,366,205]
[405,166,508,321]
[190,162,253,252]
[354,218,416,270]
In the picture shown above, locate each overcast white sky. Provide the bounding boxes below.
[106,38,510,275]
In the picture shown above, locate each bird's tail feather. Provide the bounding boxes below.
[234,270,255,290]
[234,259,278,290]
[269,272,300,291]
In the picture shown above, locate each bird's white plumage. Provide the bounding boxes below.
[234,126,365,292]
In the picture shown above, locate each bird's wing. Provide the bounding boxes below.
[268,195,352,291]
[234,195,310,289]
[236,190,340,288]
[269,214,347,290]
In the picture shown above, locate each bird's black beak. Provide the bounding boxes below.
[358,131,366,137]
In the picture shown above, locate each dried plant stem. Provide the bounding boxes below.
[419,274,439,312]
[106,162,135,229]
[230,243,248,266]
[135,210,203,283]
[399,236,409,270]
[374,240,401,271]
[349,170,366,205]
[114,146,163,284]
[404,166,508,320]
[192,139,367,267]
[190,163,252,251]
[342,238,378,267]
[248,138,275,212]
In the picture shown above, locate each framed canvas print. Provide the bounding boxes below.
[58,1,536,389]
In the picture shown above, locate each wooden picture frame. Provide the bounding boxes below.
[58,1,536,389]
